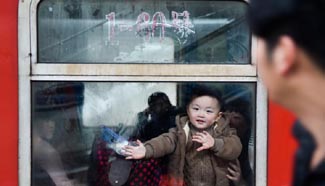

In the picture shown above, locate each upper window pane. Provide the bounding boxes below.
[38,0,250,64]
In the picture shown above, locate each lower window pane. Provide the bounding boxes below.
[32,82,256,186]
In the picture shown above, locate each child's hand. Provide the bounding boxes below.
[227,159,245,186]
[192,131,214,151]
[123,140,146,160]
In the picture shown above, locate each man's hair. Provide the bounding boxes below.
[247,0,325,70]
[187,84,224,111]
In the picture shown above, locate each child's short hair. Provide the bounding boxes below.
[187,84,224,111]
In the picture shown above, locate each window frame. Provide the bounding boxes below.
[18,0,267,185]
[30,0,256,77]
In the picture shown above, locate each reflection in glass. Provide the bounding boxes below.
[32,112,74,186]
[37,0,250,64]
[32,82,255,186]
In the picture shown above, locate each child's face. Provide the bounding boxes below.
[187,95,222,129]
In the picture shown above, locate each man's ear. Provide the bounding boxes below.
[273,36,297,75]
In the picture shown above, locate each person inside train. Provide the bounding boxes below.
[225,99,253,186]
[132,91,180,141]
[123,84,242,186]
[32,113,73,186]
[127,91,182,185]
[248,0,325,185]
[87,91,181,186]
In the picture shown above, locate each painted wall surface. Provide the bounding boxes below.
[268,101,297,186]
[0,0,18,185]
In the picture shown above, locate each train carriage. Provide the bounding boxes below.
[0,0,297,185]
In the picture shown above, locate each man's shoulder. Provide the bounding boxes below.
[292,120,314,144]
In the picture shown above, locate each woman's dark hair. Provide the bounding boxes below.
[147,92,171,106]
[225,99,251,126]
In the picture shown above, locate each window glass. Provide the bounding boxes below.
[32,81,255,186]
[38,0,250,64]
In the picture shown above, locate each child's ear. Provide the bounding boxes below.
[215,112,223,122]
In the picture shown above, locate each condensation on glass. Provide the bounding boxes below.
[37,0,250,64]
[31,82,256,186]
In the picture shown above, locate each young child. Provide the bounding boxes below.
[123,85,242,186]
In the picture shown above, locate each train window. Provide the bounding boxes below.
[31,82,256,186]
[19,0,266,185]
[37,0,250,64]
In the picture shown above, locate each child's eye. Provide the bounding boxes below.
[192,107,199,111]
[206,110,214,113]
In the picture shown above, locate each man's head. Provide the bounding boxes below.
[247,0,325,103]
[248,0,325,69]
